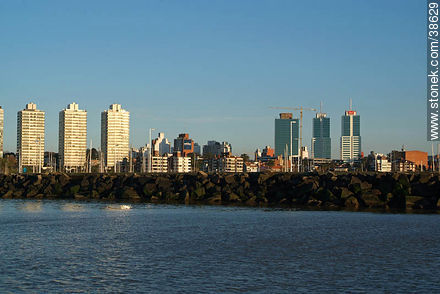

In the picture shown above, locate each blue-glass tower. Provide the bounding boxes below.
[275,113,299,157]
[312,113,331,159]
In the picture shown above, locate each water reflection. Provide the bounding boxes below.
[19,201,43,212]
[105,204,132,211]
[61,203,85,212]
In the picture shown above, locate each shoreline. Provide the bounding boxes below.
[1,171,439,213]
[2,197,439,215]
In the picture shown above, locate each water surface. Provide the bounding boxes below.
[0,199,439,293]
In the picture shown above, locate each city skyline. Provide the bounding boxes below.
[0,100,434,160]
[0,0,428,157]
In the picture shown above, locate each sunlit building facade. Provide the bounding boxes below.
[101,104,130,170]
[340,109,361,162]
[17,103,45,172]
[59,103,87,172]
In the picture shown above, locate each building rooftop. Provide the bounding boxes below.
[279,113,293,119]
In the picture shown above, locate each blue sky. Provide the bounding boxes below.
[0,0,427,157]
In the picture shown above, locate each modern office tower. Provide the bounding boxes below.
[312,112,331,159]
[101,104,130,171]
[274,113,299,157]
[174,133,194,156]
[340,104,361,162]
[0,106,3,158]
[17,103,45,173]
[152,133,171,156]
[59,103,87,172]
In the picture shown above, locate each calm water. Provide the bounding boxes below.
[0,200,439,293]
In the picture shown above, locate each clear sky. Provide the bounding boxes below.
[0,0,428,158]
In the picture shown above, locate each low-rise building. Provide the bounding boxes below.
[169,152,191,173]
[390,149,428,171]
[203,155,244,173]
[255,146,276,162]
[368,152,392,172]
[244,161,259,172]
[375,157,392,172]
[149,155,169,173]
[219,156,243,173]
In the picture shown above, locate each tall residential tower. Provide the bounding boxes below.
[59,103,87,172]
[101,104,130,171]
[340,102,361,162]
[17,103,45,173]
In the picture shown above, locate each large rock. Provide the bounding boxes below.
[143,183,157,196]
[122,187,141,200]
[224,174,235,185]
[361,193,385,208]
[197,171,208,179]
[228,192,241,202]
[345,196,359,209]
[192,187,206,200]
[340,187,354,199]
[207,193,222,204]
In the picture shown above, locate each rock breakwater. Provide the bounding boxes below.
[1,172,440,211]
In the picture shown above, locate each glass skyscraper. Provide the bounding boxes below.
[312,113,331,159]
[340,110,361,162]
[275,113,299,157]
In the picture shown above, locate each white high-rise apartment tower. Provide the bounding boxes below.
[0,106,4,158]
[101,104,130,171]
[340,101,361,162]
[17,103,45,173]
[59,103,87,172]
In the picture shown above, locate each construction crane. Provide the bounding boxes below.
[269,106,318,172]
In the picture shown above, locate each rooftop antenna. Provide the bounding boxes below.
[320,101,323,114]
[349,98,352,110]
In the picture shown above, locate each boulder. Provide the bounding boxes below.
[143,183,157,196]
[340,187,354,199]
[224,174,235,185]
[228,192,241,202]
[350,176,362,185]
[69,185,81,195]
[74,194,88,200]
[207,193,222,204]
[192,187,206,200]
[246,196,257,206]
[345,196,359,209]
[122,187,141,200]
[1,190,14,198]
[197,171,208,178]
[361,193,385,208]
[360,181,373,190]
